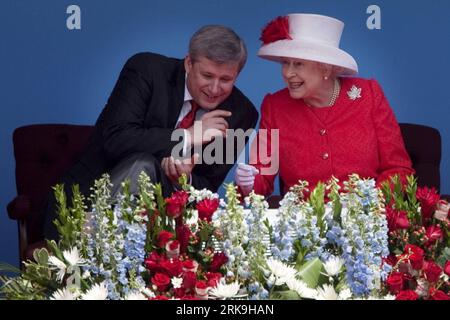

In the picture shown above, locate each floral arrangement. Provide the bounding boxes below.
[1,172,449,300]
[259,16,292,45]
[381,176,450,300]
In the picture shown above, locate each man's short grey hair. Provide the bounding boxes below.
[189,25,247,71]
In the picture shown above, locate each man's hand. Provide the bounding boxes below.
[161,153,200,184]
[185,110,232,146]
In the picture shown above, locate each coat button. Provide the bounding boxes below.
[320,129,327,136]
[322,153,329,160]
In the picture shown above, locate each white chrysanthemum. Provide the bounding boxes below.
[50,287,77,300]
[48,256,67,282]
[266,258,298,285]
[63,247,86,267]
[316,284,339,300]
[209,279,240,299]
[171,277,183,289]
[286,278,317,299]
[80,282,109,300]
[338,288,352,300]
[323,256,344,277]
[124,291,148,300]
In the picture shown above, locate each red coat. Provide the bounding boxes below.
[252,77,414,196]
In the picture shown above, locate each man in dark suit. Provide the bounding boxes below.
[44,25,258,240]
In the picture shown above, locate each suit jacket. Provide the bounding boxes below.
[67,52,259,193]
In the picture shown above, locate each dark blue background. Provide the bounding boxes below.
[1,0,449,266]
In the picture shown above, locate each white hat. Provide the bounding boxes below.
[258,14,358,75]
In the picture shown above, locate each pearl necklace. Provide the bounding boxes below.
[328,78,341,106]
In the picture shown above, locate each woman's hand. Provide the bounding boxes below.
[235,163,259,195]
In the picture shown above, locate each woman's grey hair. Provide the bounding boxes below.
[189,25,247,72]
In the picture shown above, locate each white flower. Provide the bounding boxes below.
[80,282,109,300]
[316,284,339,300]
[338,288,352,300]
[171,277,183,289]
[48,256,67,282]
[209,279,240,299]
[286,278,317,299]
[141,287,156,299]
[50,287,77,300]
[323,256,344,277]
[63,247,86,267]
[347,85,362,100]
[265,258,298,286]
[124,291,148,300]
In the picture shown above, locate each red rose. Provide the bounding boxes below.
[144,251,167,273]
[196,198,219,222]
[416,187,440,220]
[444,261,450,276]
[386,272,404,294]
[429,288,450,300]
[396,290,419,300]
[423,260,442,283]
[260,16,292,45]
[151,273,171,292]
[425,225,443,247]
[210,252,228,272]
[195,280,209,298]
[157,230,174,248]
[386,207,410,231]
[165,191,189,218]
[160,258,183,277]
[173,288,186,299]
[182,271,197,291]
[182,259,198,273]
[205,272,223,287]
[403,244,424,270]
[176,224,192,254]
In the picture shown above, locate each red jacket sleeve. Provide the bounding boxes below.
[370,79,415,185]
[251,94,279,196]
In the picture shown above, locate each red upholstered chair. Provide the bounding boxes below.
[7,124,94,263]
[267,123,449,208]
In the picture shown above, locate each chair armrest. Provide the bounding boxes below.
[7,195,32,220]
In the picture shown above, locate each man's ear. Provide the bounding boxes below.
[184,55,192,74]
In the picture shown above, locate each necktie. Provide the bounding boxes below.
[177,100,199,129]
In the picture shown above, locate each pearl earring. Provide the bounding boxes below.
[324,76,328,80]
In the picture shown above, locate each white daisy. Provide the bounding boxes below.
[80,282,109,300]
[50,287,77,300]
[323,256,344,277]
[316,284,339,300]
[286,278,317,299]
[171,277,183,289]
[209,279,240,299]
[63,247,86,267]
[48,256,67,282]
[265,258,298,286]
[338,288,352,300]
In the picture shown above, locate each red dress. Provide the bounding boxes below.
[251,77,415,196]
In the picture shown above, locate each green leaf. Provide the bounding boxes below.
[270,290,300,300]
[297,257,324,288]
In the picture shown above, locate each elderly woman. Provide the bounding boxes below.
[235,13,414,196]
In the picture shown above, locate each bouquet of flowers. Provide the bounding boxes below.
[0,173,232,300]
[381,176,450,300]
[212,174,393,300]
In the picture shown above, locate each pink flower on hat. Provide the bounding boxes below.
[260,16,292,45]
